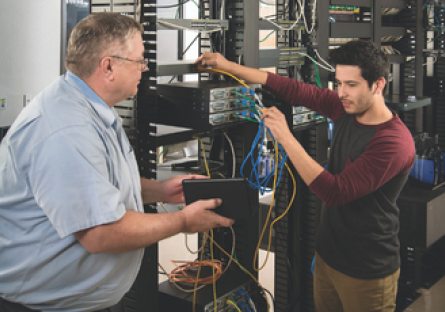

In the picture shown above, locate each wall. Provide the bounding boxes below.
[0,0,61,127]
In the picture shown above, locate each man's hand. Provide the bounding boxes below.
[161,174,207,204]
[195,52,233,72]
[261,107,293,145]
[180,198,234,233]
[195,52,268,85]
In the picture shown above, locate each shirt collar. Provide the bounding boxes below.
[65,71,116,128]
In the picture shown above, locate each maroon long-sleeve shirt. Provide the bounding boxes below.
[266,73,415,279]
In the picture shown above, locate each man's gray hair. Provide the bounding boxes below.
[65,12,143,78]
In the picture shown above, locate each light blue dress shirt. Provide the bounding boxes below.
[0,72,144,312]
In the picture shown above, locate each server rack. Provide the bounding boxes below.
[89,1,440,311]
[431,3,445,150]
[144,0,263,311]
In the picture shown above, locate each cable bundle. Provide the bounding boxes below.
[169,259,222,285]
[241,120,288,195]
[200,66,289,195]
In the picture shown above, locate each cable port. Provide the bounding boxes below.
[211,90,226,99]
[241,111,256,119]
[210,114,224,124]
[210,101,225,111]
[241,87,249,94]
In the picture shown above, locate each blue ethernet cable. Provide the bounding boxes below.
[237,301,251,312]
[236,289,258,312]
[236,289,251,301]
[311,255,316,274]
[240,120,288,194]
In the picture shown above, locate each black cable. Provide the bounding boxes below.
[182,34,200,58]
[168,34,200,83]
[262,287,276,307]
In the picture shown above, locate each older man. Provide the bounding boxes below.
[0,13,233,312]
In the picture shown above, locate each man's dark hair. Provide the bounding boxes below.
[329,40,390,95]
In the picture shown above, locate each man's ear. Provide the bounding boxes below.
[99,57,115,81]
[373,77,386,96]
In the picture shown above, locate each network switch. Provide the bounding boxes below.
[157,80,261,101]
[156,81,262,129]
[293,111,315,126]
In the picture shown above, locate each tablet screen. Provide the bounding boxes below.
[182,178,254,219]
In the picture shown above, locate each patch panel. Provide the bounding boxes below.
[293,111,315,126]
[292,106,310,114]
[159,96,256,114]
[156,81,262,129]
[157,81,261,102]
[156,18,229,31]
[209,110,251,126]
[157,95,252,129]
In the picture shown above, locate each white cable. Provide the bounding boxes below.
[291,0,304,23]
[260,0,278,5]
[259,17,301,32]
[254,93,264,110]
[185,232,208,254]
[423,54,438,66]
[223,133,236,178]
[248,298,258,312]
[300,0,317,34]
[146,3,186,8]
[314,49,335,71]
[220,0,225,20]
[296,52,336,72]
[183,226,235,273]
[259,0,316,33]
[221,225,236,275]
[157,20,224,34]
[158,202,171,213]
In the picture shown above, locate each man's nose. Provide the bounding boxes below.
[337,85,344,98]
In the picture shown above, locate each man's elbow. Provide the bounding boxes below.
[82,243,103,254]
[74,228,109,254]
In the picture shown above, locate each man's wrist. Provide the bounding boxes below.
[177,209,188,233]
[280,133,297,151]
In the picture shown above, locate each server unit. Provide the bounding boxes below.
[157,80,262,130]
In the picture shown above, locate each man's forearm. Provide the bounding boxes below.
[224,62,268,85]
[140,178,163,204]
[76,210,186,254]
[197,52,268,85]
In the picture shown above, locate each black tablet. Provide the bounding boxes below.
[182,178,254,219]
